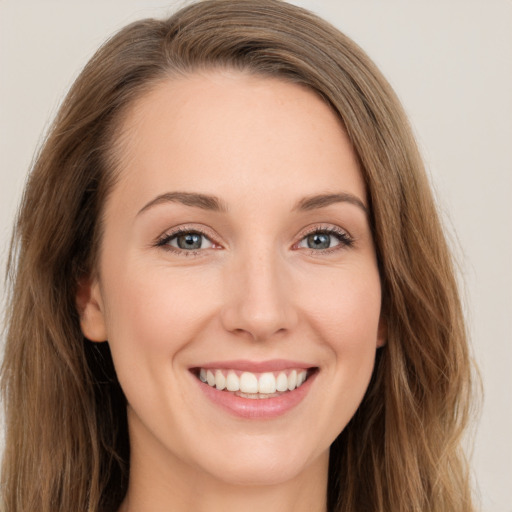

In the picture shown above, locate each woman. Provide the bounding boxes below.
[1,1,475,511]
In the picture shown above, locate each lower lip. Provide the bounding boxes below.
[194,371,317,419]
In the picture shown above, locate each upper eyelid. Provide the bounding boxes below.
[156,224,219,244]
[298,223,354,243]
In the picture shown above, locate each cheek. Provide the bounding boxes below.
[300,266,381,416]
[302,263,382,346]
[100,265,220,424]
[331,276,381,373]
[101,263,222,373]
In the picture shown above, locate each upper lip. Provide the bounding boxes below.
[190,359,316,373]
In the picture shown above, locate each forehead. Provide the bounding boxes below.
[108,70,366,212]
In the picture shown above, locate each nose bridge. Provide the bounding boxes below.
[220,240,298,341]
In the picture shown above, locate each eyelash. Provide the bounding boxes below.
[155,225,354,257]
[155,227,217,257]
[298,226,354,255]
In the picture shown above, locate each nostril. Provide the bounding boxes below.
[219,279,299,341]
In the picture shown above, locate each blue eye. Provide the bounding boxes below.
[297,229,353,251]
[158,230,214,251]
[156,226,353,256]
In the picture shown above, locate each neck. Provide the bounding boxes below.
[119,431,329,512]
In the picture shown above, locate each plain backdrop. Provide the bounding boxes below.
[1,1,511,511]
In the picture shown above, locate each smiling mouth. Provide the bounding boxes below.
[192,367,317,399]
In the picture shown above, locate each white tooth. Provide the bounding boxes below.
[206,370,215,387]
[215,370,226,390]
[287,370,297,390]
[276,372,288,392]
[226,371,240,392]
[239,372,258,393]
[199,368,207,382]
[258,372,276,394]
[297,370,307,387]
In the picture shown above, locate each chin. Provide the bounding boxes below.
[203,453,318,487]
[186,433,328,488]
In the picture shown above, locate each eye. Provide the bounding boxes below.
[156,229,215,253]
[296,227,353,252]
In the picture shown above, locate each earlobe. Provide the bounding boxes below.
[376,317,387,348]
[76,276,108,342]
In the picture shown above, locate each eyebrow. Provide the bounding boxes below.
[137,191,229,215]
[293,193,368,215]
[137,191,368,216]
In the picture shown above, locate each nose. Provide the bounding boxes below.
[220,246,299,342]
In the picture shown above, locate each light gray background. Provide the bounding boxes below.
[1,1,511,510]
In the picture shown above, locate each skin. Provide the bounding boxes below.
[79,71,385,512]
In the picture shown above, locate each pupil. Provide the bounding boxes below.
[308,233,330,249]
[178,233,202,250]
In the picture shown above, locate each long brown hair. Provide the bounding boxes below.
[1,1,475,510]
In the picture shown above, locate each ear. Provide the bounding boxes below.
[76,276,108,342]
[376,316,387,348]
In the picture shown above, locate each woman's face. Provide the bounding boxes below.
[80,71,385,487]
